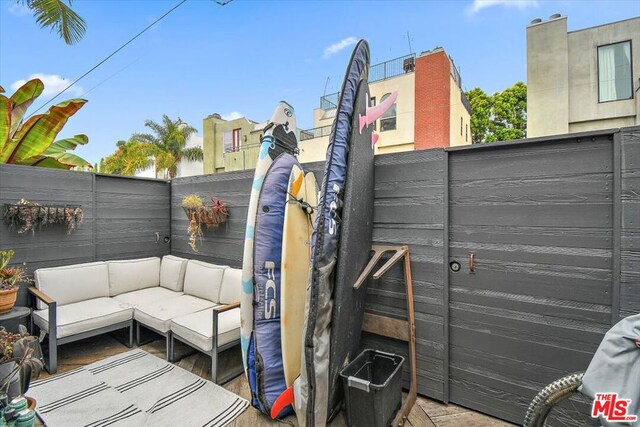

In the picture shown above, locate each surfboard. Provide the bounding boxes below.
[281,167,318,388]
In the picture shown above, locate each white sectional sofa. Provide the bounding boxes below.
[30,255,242,383]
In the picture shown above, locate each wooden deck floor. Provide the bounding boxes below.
[37,332,514,426]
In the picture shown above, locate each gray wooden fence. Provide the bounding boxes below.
[170,127,639,425]
[1,127,637,424]
[0,165,171,305]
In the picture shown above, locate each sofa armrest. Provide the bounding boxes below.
[213,302,239,314]
[212,302,239,353]
[28,286,58,373]
[29,287,56,307]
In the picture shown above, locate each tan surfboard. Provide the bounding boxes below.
[281,166,318,387]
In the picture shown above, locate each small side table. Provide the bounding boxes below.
[0,306,31,330]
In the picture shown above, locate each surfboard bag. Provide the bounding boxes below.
[579,314,640,426]
[248,151,300,417]
[243,120,300,417]
[294,40,371,427]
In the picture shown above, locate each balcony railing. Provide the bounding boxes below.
[320,53,416,109]
[223,142,260,153]
[300,125,332,141]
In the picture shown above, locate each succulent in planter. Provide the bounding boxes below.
[0,251,26,313]
[0,325,44,399]
[3,199,83,234]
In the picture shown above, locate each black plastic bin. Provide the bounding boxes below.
[339,349,405,427]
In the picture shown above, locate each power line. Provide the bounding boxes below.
[28,0,189,117]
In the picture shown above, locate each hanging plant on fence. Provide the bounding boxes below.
[182,194,229,252]
[3,199,83,234]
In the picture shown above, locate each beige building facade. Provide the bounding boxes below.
[204,49,471,173]
[300,49,471,163]
[527,15,640,137]
[202,114,265,174]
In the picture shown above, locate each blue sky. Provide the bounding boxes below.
[1,0,638,165]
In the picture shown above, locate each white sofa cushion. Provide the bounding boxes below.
[219,268,242,305]
[183,260,226,303]
[160,255,188,292]
[32,297,133,339]
[34,262,109,309]
[171,307,240,351]
[134,295,216,333]
[107,257,160,296]
[113,287,182,308]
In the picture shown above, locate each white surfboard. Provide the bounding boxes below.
[280,167,318,387]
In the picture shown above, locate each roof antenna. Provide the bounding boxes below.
[406,31,413,55]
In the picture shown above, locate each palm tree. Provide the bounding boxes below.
[16,0,87,45]
[133,115,203,179]
[102,139,154,176]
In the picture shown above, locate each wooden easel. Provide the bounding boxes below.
[353,244,427,427]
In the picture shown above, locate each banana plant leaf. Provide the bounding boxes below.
[1,98,86,164]
[17,135,91,169]
[41,134,91,168]
[0,96,9,154]
[9,79,44,137]
[17,156,72,169]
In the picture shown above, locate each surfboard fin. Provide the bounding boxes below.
[359,91,398,134]
[271,385,295,419]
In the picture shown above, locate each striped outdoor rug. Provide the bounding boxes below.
[28,350,248,426]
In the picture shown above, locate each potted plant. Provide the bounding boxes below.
[182,194,229,252]
[0,251,25,313]
[0,325,44,401]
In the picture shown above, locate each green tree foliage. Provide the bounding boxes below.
[466,82,527,144]
[16,0,87,45]
[0,79,91,169]
[133,115,203,179]
[102,139,154,176]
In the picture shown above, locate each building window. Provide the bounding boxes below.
[380,93,396,132]
[370,96,376,131]
[222,131,232,153]
[465,124,468,142]
[460,117,463,136]
[232,128,242,151]
[598,41,633,102]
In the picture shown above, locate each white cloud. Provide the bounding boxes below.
[467,0,538,15]
[221,111,243,121]
[8,3,30,17]
[10,74,84,97]
[323,37,357,59]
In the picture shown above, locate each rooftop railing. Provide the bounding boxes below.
[320,53,416,110]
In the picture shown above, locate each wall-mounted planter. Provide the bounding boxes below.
[3,199,83,234]
[181,195,229,252]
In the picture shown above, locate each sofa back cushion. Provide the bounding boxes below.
[183,260,225,302]
[160,255,188,291]
[219,268,242,304]
[107,257,160,296]
[34,262,109,308]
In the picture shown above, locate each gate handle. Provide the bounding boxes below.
[469,253,475,273]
